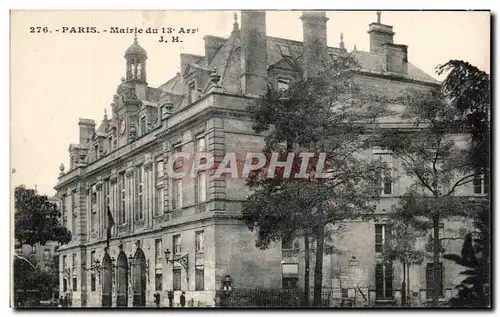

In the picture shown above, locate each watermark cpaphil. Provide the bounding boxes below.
[165,151,332,180]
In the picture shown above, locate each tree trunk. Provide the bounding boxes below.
[304,234,310,306]
[407,264,411,307]
[432,213,440,307]
[313,213,325,306]
[401,260,406,307]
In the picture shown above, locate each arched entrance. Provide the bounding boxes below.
[116,252,128,307]
[101,253,112,307]
[132,248,147,307]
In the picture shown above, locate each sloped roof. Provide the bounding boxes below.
[157,31,440,101]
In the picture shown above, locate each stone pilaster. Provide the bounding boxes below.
[207,119,226,211]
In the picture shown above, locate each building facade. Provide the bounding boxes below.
[54,11,484,307]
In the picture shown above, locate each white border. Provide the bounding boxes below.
[3,1,498,317]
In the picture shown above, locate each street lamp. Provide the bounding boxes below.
[222,275,233,296]
[164,249,189,280]
[349,256,359,267]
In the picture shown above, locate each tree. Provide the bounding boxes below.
[437,60,490,307]
[443,205,490,307]
[377,88,484,307]
[14,185,71,246]
[242,54,386,306]
[383,194,425,306]
[436,60,490,173]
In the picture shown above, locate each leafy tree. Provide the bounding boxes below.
[242,54,386,306]
[443,205,490,307]
[383,194,425,306]
[14,186,71,246]
[436,60,490,172]
[377,88,485,307]
[436,60,490,307]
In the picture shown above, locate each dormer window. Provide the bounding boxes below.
[94,144,99,159]
[188,82,196,104]
[278,78,291,92]
[279,44,291,57]
[108,136,113,151]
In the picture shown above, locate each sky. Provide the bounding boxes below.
[10,10,491,196]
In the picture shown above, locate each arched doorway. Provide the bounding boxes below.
[132,248,147,307]
[116,252,128,307]
[101,253,112,307]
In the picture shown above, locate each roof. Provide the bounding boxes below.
[125,38,147,58]
[158,32,440,98]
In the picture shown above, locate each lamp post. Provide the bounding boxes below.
[164,249,189,281]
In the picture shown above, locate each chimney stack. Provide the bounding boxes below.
[78,118,96,145]
[240,10,268,96]
[203,36,226,65]
[301,11,329,79]
[383,43,408,74]
[367,11,395,54]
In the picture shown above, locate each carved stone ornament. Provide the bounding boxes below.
[144,159,153,170]
[124,88,138,101]
[110,174,118,184]
[96,181,103,191]
[125,167,135,178]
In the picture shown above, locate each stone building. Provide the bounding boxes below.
[54,11,485,307]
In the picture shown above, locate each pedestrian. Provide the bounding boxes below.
[180,291,186,307]
[63,294,69,307]
[167,290,174,307]
[58,296,64,308]
[154,292,161,308]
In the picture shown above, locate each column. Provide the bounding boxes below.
[96,181,103,239]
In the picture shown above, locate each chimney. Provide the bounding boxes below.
[203,35,226,65]
[383,43,408,74]
[240,10,268,96]
[368,11,395,54]
[78,118,96,145]
[301,11,329,79]
[180,53,203,75]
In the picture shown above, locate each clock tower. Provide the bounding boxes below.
[114,34,148,147]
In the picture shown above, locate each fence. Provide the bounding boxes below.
[216,288,342,308]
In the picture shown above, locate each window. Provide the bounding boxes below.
[71,214,77,237]
[94,144,100,160]
[473,174,489,195]
[140,116,147,135]
[374,150,393,195]
[108,136,113,151]
[375,224,387,253]
[282,277,298,289]
[277,78,290,92]
[119,173,126,224]
[172,178,182,210]
[173,144,183,170]
[195,267,204,290]
[155,188,164,216]
[375,262,393,299]
[341,288,349,299]
[279,44,291,57]
[282,263,299,289]
[426,223,444,252]
[73,277,77,291]
[135,166,144,220]
[90,251,96,291]
[195,137,207,204]
[173,268,181,291]
[195,231,204,253]
[63,279,67,292]
[173,235,181,254]
[72,253,77,271]
[62,195,68,229]
[188,82,196,104]
[426,262,444,299]
[104,181,110,231]
[91,189,97,233]
[195,172,207,203]
[155,273,163,291]
[63,255,68,269]
[156,159,164,179]
[155,239,162,263]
